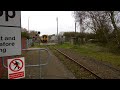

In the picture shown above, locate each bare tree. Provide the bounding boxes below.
[107,11,120,45]
[74,11,111,43]
[74,11,88,33]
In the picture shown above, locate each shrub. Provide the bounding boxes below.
[21,32,30,39]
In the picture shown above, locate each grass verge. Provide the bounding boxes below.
[55,43,120,67]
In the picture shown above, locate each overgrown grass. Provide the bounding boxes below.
[56,43,120,67]
[31,42,41,48]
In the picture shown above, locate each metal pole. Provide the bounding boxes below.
[2,57,8,68]
[39,49,41,79]
[28,17,30,48]
[75,22,76,33]
[56,17,58,43]
[75,22,77,45]
[28,17,29,33]
[57,17,58,37]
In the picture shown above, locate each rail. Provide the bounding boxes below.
[53,47,102,79]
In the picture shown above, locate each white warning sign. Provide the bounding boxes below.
[0,11,21,57]
[8,57,25,79]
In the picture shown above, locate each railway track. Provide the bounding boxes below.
[48,46,102,79]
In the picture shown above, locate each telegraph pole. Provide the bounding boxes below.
[28,17,30,48]
[28,17,29,33]
[75,22,76,33]
[56,17,58,43]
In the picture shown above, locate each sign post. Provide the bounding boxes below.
[0,11,21,57]
[8,57,25,79]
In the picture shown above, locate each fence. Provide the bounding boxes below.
[1,48,51,79]
[26,39,33,48]
[0,38,38,79]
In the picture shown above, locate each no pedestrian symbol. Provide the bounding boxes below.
[9,59,23,72]
[8,57,25,79]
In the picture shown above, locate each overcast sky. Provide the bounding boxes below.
[21,11,79,36]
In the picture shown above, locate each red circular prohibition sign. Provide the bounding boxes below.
[9,59,23,72]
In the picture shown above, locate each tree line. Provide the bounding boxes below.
[63,11,120,53]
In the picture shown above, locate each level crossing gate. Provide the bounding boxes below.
[1,48,51,79]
